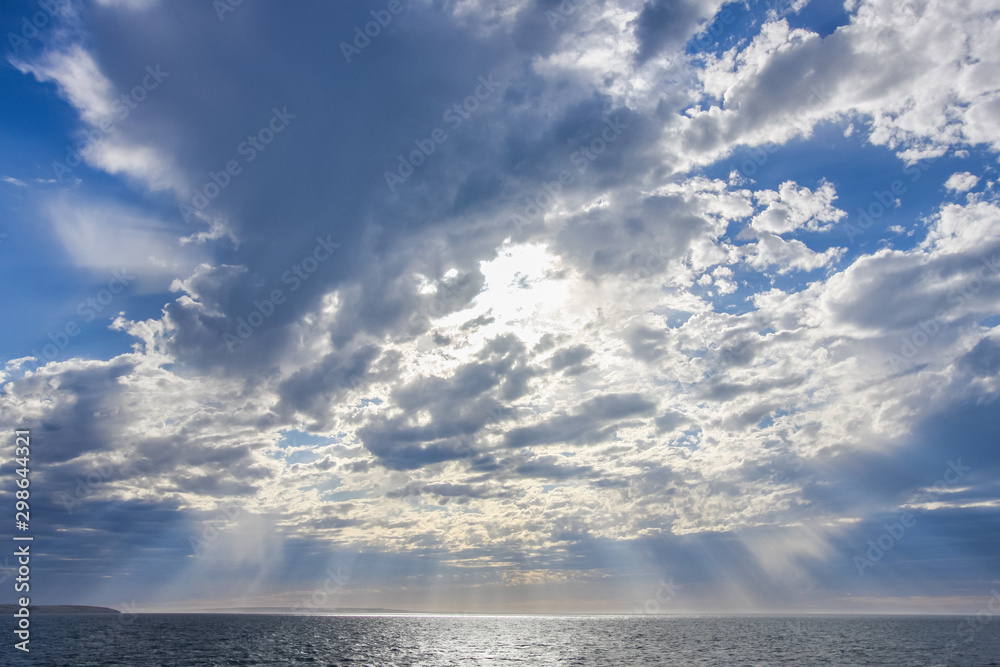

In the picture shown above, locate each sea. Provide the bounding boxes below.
[9,614,1000,666]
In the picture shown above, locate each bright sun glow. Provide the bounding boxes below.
[474,242,568,325]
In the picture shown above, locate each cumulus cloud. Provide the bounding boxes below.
[3,0,1000,612]
[751,181,845,234]
[684,0,1000,165]
[944,171,980,192]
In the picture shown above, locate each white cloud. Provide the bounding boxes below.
[13,44,184,194]
[678,0,1000,167]
[87,140,184,193]
[13,45,115,126]
[5,0,1000,610]
[46,195,207,288]
[94,0,159,8]
[944,171,980,192]
[752,181,846,234]
[745,230,845,273]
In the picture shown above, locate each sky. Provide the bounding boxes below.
[0,0,998,616]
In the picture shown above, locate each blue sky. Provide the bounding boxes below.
[1,0,999,616]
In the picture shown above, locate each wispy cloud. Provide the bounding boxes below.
[1,0,999,614]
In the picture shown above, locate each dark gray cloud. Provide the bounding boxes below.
[358,334,533,468]
[549,343,593,372]
[514,455,594,479]
[625,325,669,362]
[702,374,806,402]
[631,0,705,64]
[504,392,658,448]
[655,409,689,433]
[386,482,511,501]
[4,0,1000,615]
[461,312,496,331]
[68,0,521,373]
[554,192,709,280]
[276,345,389,428]
[7,359,134,464]
[958,336,1000,377]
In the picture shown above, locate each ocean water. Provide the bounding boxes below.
[11,614,1000,666]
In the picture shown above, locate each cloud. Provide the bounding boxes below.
[745,229,845,274]
[751,181,845,234]
[13,43,183,193]
[13,44,115,125]
[46,195,207,288]
[958,336,1000,378]
[514,455,593,479]
[631,0,713,64]
[945,171,980,192]
[3,0,1000,613]
[686,1,1000,164]
[504,393,658,448]
[549,343,593,372]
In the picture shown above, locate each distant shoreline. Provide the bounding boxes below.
[0,605,120,615]
[0,606,976,617]
[101,610,976,617]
